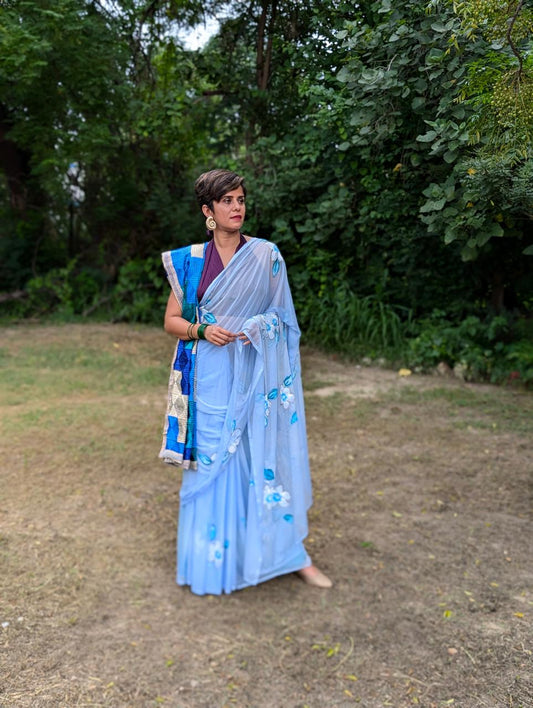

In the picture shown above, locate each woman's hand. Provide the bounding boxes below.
[204,325,238,347]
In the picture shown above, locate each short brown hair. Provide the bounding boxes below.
[194,169,246,210]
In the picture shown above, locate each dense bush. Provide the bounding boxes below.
[406,311,533,385]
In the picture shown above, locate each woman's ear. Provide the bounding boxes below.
[201,204,212,218]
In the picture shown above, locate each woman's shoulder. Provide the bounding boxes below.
[162,242,207,260]
[245,238,285,279]
[246,236,282,255]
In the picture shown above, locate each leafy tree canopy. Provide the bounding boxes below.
[0,0,531,337]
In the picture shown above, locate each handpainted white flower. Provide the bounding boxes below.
[262,313,280,341]
[263,394,272,426]
[280,386,294,409]
[263,484,291,509]
[208,540,224,567]
[263,387,279,426]
[265,321,276,339]
[227,426,242,454]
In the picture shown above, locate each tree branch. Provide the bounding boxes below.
[262,0,277,92]
[506,0,525,75]
[256,1,268,90]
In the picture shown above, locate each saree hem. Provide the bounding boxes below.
[177,547,311,596]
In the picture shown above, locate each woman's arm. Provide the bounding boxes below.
[164,292,194,339]
[164,291,239,347]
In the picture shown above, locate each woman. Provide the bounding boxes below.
[160,168,331,595]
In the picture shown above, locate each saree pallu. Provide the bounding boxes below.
[161,238,312,595]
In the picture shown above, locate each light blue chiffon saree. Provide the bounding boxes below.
[161,238,312,595]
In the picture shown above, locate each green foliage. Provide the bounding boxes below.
[420,155,533,260]
[0,0,213,292]
[0,198,43,291]
[0,0,532,387]
[111,257,168,323]
[300,285,414,361]
[449,0,533,155]
[326,0,533,290]
[451,0,533,44]
[8,256,168,324]
[414,1,533,260]
[245,0,495,314]
[407,311,533,384]
[23,260,104,317]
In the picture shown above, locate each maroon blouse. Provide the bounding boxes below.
[197,233,247,302]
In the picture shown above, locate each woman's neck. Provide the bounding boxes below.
[213,229,240,251]
[212,229,242,268]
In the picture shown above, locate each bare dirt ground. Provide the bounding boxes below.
[1,324,532,708]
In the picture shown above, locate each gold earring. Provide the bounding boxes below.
[205,216,217,231]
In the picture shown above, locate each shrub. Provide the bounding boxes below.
[407,311,533,385]
[24,260,104,317]
[111,257,167,323]
[300,287,414,361]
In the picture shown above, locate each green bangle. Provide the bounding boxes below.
[197,323,208,340]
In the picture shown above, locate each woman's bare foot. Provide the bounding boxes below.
[296,564,332,588]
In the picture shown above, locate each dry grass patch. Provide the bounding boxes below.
[1,324,532,707]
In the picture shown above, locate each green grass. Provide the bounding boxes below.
[305,394,375,426]
[303,379,337,391]
[0,343,167,404]
[387,385,533,434]
[0,328,170,448]
[2,325,531,442]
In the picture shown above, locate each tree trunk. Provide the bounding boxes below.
[256,0,277,92]
[0,109,31,213]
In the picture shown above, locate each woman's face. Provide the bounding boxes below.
[207,187,246,232]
